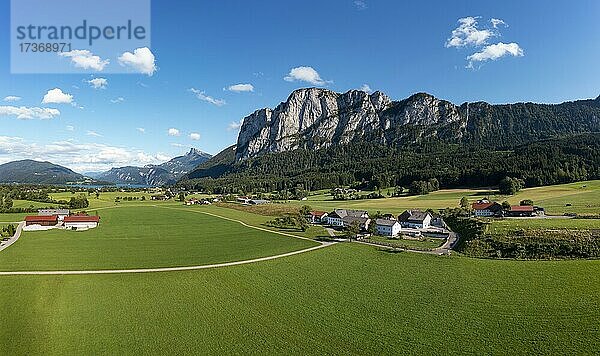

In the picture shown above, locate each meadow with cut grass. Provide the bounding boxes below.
[0,205,317,271]
[0,181,599,354]
[1,244,600,354]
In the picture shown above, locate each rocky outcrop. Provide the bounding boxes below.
[235,88,600,160]
[235,88,464,160]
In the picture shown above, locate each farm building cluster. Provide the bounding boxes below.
[24,209,100,231]
[471,199,545,217]
[308,208,449,238]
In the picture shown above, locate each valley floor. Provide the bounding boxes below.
[0,181,599,354]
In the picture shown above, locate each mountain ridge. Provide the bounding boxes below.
[0,160,87,185]
[97,148,212,186]
[235,88,600,160]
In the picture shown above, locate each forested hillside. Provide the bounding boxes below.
[178,134,600,193]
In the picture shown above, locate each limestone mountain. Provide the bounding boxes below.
[235,88,600,160]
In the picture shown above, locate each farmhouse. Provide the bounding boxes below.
[471,200,503,217]
[307,211,328,224]
[327,209,369,227]
[38,209,70,221]
[505,205,536,217]
[342,216,371,231]
[376,219,401,237]
[397,210,432,229]
[25,215,58,226]
[63,215,100,230]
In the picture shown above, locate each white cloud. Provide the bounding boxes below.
[189,88,226,106]
[284,66,331,86]
[59,50,109,71]
[111,97,125,104]
[168,128,180,136]
[66,125,74,131]
[88,78,108,89]
[359,84,373,93]
[354,0,367,10]
[136,127,145,133]
[227,119,244,131]
[467,42,524,67]
[171,143,185,148]
[227,84,254,92]
[491,18,507,29]
[189,132,201,141]
[0,136,171,172]
[86,130,103,137]
[42,88,73,104]
[446,17,494,48]
[118,47,157,76]
[0,106,60,120]
[3,96,21,102]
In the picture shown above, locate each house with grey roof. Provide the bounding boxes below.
[327,209,369,227]
[397,210,432,229]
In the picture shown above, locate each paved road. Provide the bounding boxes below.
[355,231,460,256]
[0,222,24,253]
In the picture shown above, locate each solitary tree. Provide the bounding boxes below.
[460,197,470,210]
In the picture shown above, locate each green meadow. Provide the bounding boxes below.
[1,244,600,355]
[0,181,599,354]
[0,205,317,271]
[287,180,600,216]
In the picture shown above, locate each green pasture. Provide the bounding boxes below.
[1,243,599,354]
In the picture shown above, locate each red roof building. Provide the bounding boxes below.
[25,215,58,226]
[63,215,100,223]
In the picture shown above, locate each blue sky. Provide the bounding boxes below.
[0,0,599,172]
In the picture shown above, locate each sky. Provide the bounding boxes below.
[0,0,599,172]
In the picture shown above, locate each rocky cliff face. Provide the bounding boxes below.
[236,88,465,160]
[235,88,600,160]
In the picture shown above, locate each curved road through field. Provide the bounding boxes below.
[0,208,335,276]
[0,222,25,253]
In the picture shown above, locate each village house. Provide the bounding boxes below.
[307,211,328,224]
[341,216,371,231]
[471,200,503,217]
[25,215,58,227]
[327,209,369,227]
[397,210,432,229]
[38,209,70,221]
[376,219,402,237]
[63,215,100,230]
[505,205,536,217]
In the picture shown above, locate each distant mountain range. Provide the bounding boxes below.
[0,148,212,186]
[95,148,212,186]
[0,160,89,185]
[180,89,600,192]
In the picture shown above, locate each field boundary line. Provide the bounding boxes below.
[0,243,331,275]
[158,206,320,243]
[0,206,334,276]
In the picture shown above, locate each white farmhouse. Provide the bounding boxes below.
[376,219,401,237]
[397,210,432,229]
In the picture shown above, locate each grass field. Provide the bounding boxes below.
[489,218,600,234]
[1,243,600,354]
[286,180,600,216]
[0,182,599,353]
[0,206,317,271]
